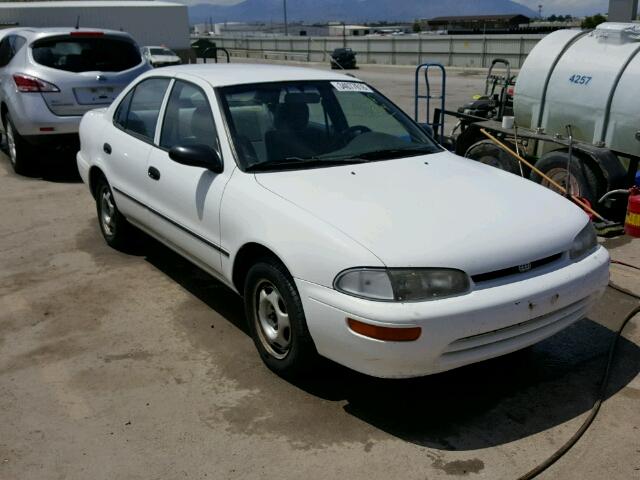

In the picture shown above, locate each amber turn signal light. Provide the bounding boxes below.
[347,318,421,342]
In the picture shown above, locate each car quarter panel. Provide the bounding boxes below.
[78,105,152,226]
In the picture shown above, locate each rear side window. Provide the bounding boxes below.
[115,78,170,142]
[0,34,26,67]
[32,36,142,72]
[113,89,134,129]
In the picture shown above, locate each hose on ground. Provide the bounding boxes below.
[516,279,640,480]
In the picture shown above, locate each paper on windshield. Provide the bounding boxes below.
[331,81,373,93]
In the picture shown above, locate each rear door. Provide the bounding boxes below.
[30,32,148,116]
[105,77,171,225]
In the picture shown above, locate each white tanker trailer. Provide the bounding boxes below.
[434,22,640,220]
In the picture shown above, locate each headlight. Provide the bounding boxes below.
[334,268,470,302]
[570,222,598,260]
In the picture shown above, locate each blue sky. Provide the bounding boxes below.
[181,0,613,17]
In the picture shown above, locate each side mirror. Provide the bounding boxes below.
[168,144,223,173]
[419,122,434,137]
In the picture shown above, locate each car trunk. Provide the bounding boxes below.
[31,33,144,116]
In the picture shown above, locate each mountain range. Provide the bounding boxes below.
[188,0,537,24]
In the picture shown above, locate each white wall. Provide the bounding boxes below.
[0,5,190,50]
[207,33,547,68]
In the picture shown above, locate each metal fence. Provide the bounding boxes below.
[199,33,547,68]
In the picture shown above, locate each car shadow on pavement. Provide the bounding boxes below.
[295,311,640,450]
[139,234,640,451]
[1,143,81,183]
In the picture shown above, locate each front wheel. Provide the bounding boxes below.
[244,258,318,378]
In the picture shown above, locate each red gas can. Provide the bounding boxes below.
[625,186,640,237]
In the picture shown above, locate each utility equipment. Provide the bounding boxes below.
[419,23,640,220]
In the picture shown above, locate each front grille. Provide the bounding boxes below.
[471,253,563,284]
[441,296,590,360]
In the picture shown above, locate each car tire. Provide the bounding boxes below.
[244,257,318,378]
[5,114,34,176]
[94,177,133,250]
[529,150,602,205]
[465,139,522,175]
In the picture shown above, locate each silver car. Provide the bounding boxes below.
[0,27,151,174]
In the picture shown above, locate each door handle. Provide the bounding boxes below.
[148,166,161,181]
[103,143,112,154]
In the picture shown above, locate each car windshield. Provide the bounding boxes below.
[150,47,174,56]
[219,80,440,171]
[32,36,141,73]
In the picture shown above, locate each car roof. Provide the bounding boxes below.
[9,27,135,41]
[148,63,364,88]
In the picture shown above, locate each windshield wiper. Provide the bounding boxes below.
[245,156,369,172]
[355,145,440,161]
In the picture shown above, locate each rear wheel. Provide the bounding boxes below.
[529,151,602,205]
[244,258,318,378]
[95,177,133,250]
[5,114,34,175]
[465,139,522,175]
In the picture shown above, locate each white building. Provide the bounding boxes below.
[328,24,371,37]
[0,1,190,51]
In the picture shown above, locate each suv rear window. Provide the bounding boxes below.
[32,36,141,73]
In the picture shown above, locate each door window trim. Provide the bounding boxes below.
[112,76,172,146]
[155,78,222,160]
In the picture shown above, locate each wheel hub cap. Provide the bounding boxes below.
[256,281,291,359]
[543,167,581,196]
[6,124,16,166]
[100,189,116,236]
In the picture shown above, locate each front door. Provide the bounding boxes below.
[145,78,231,273]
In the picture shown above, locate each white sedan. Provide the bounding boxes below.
[76,64,609,378]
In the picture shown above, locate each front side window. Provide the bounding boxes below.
[160,80,217,151]
[32,36,142,72]
[219,80,439,171]
[116,78,170,142]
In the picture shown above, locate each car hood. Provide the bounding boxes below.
[254,151,588,275]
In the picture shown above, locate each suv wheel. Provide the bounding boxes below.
[95,177,133,250]
[244,258,318,378]
[5,115,33,175]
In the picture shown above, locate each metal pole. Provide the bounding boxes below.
[342,22,346,48]
[283,0,288,36]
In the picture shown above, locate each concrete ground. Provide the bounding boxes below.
[1,62,639,480]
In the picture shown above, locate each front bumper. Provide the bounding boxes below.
[296,246,610,378]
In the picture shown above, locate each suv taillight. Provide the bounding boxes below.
[13,74,60,93]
